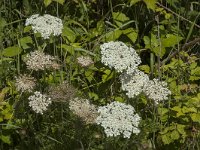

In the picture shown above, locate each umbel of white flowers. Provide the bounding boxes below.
[28,91,52,114]
[143,79,172,104]
[25,14,63,39]
[100,41,141,74]
[120,69,149,98]
[96,101,141,138]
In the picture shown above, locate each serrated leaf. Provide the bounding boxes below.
[62,26,76,43]
[112,12,130,27]
[170,130,180,140]
[161,134,171,145]
[143,0,157,11]
[161,34,183,47]
[19,36,33,49]
[104,29,122,41]
[123,28,138,43]
[2,46,22,57]
[190,113,200,123]
[44,0,52,7]
[177,124,186,135]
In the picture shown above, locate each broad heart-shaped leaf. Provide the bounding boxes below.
[2,46,22,57]
[19,36,33,49]
[62,26,76,43]
[112,12,130,27]
[104,29,122,41]
[143,0,157,11]
[161,133,172,145]
[44,0,52,7]
[129,0,141,6]
[123,28,138,43]
[161,34,183,47]
[53,0,65,5]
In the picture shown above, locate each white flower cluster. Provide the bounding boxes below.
[120,70,149,98]
[25,14,63,39]
[77,56,94,67]
[143,79,171,104]
[100,41,141,74]
[69,98,98,124]
[96,101,141,138]
[28,91,52,114]
[15,74,36,92]
[24,50,59,71]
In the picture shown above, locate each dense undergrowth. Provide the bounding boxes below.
[0,0,200,149]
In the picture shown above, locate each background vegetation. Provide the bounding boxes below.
[0,0,200,149]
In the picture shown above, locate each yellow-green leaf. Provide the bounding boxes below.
[2,46,22,57]
[143,0,157,11]
[44,0,52,7]
[122,28,138,43]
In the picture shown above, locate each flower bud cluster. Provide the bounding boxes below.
[69,98,98,124]
[15,74,36,92]
[77,56,94,67]
[96,101,141,138]
[25,14,63,39]
[24,50,60,71]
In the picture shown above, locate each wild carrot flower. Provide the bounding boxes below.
[96,101,141,138]
[15,74,36,92]
[24,50,60,71]
[69,98,98,124]
[25,14,63,39]
[48,82,76,102]
[100,41,141,74]
[120,69,149,98]
[28,91,52,114]
[143,79,171,104]
[77,56,94,67]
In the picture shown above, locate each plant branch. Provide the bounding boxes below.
[156,2,200,29]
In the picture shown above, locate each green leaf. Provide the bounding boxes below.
[85,70,94,83]
[161,133,171,145]
[19,36,33,49]
[2,46,22,57]
[53,0,65,5]
[44,0,52,7]
[114,97,124,102]
[190,113,200,123]
[129,0,141,6]
[139,65,150,74]
[122,28,138,43]
[143,0,157,11]
[161,34,183,47]
[112,12,130,27]
[89,92,99,101]
[61,44,75,55]
[177,124,186,135]
[104,29,122,41]
[170,130,180,140]
[0,17,7,30]
[102,69,114,83]
[0,135,11,144]
[62,26,76,43]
